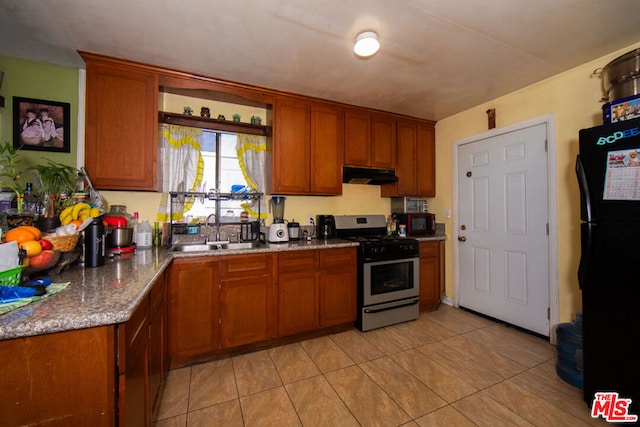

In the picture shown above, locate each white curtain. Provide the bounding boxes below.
[236,134,268,219]
[157,124,204,222]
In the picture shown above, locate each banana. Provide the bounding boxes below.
[71,202,91,220]
[59,206,74,223]
[89,207,100,218]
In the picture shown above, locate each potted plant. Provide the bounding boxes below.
[30,160,79,227]
[0,140,24,205]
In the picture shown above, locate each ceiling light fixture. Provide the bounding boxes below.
[354,31,380,58]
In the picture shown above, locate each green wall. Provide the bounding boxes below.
[0,56,79,187]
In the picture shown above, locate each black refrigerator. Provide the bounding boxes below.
[576,117,640,416]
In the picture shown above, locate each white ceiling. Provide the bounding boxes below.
[1,0,640,121]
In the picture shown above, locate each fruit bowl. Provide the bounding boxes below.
[22,250,61,276]
[42,233,80,252]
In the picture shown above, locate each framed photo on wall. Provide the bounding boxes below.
[13,96,70,153]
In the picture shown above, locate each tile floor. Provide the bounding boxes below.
[154,304,607,426]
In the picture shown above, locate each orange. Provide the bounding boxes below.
[20,225,42,240]
[5,227,37,244]
[70,220,83,228]
[19,240,42,257]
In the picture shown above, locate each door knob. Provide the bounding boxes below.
[458,236,467,242]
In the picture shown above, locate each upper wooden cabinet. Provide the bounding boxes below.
[344,110,396,170]
[80,53,434,196]
[82,53,159,191]
[381,119,435,197]
[271,96,343,195]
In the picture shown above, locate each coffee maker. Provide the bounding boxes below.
[268,196,289,243]
[316,215,336,239]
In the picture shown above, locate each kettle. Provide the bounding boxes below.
[316,215,336,239]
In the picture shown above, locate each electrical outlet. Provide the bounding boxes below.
[308,215,315,225]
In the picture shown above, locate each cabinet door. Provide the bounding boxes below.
[419,241,441,312]
[0,327,116,426]
[416,123,436,197]
[84,55,159,190]
[395,120,418,195]
[319,248,357,327]
[219,254,276,348]
[272,97,310,194]
[344,109,371,167]
[168,258,219,358]
[371,114,397,169]
[148,273,167,420]
[122,322,149,427]
[277,251,319,336]
[310,103,344,195]
[119,293,150,427]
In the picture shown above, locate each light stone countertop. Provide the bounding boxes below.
[0,234,445,341]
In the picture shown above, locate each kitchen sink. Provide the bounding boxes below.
[222,242,265,250]
[170,242,228,252]
[170,241,265,252]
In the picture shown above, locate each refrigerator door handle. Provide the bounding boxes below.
[575,155,592,223]
[578,223,593,290]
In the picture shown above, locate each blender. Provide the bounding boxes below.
[268,196,289,243]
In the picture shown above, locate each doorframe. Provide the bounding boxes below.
[451,114,559,341]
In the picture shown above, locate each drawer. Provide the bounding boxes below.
[278,250,319,272]
[319,247,356,268]
[220,253,273,279]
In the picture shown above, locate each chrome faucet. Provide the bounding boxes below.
[205,213,220,242]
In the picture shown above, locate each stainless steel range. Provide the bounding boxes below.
[334,215,420,331]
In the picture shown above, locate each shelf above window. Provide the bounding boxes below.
[159,111,270,136]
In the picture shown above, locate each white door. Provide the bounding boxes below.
[457,123,549,336]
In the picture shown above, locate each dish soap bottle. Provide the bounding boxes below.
[137,219,152,249]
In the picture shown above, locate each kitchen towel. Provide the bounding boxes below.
[0,281,70,315]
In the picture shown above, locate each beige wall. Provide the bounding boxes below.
[101,184,389,227]
[431,41,640,324]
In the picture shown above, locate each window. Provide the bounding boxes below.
[182,130,249,222]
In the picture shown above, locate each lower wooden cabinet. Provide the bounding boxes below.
[419,240,443,311]
[168,257,220,358]
[276,247,357,334]
[168,247,357,366]
[119,273,167,426]
[0,327,116,426]
[219,254,276,347]
[0,274,169,427]
[148,272,167,419]
[277,250,320,335]
[319,247,357,326]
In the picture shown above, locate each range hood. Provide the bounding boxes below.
[342,166,398,185]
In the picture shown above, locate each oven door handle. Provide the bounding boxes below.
[363,299,419,314]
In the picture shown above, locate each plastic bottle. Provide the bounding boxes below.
[131,212,139,244]
[137,220,153,249]
[23,183,37,214]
